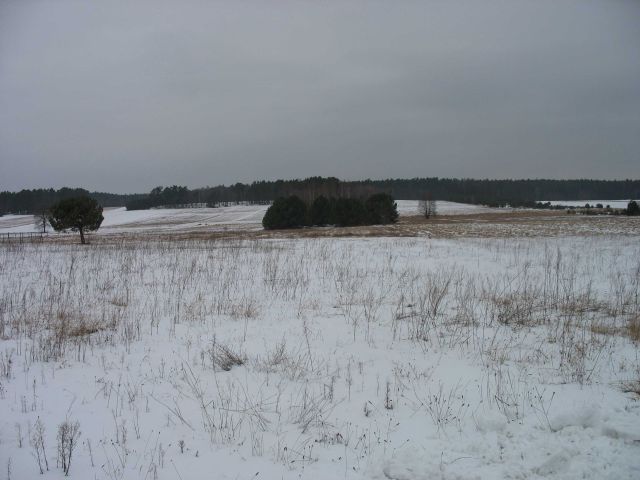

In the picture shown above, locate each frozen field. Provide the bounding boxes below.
[0,201,504,234]
[394,200,508,216]
[0,205,269,234]
[1,231,639,479]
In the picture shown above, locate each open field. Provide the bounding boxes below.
[1,210,639,479]
[0,205,269,235]
[0,201,507,235]
[3,202,640,243]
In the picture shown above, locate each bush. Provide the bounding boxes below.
[262,196,308,229]
[626,200,640,216]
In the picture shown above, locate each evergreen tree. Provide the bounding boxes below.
[310,195,334,226]
[365,193,398,224]
[48,196,104,244]
[626,200,640,216]
[262,196,308,229]
[333,198,366,227]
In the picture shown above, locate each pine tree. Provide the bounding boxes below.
[48,196,104,244]
[365,193,399,224]
[262,196,308,229]
[310,195,333,226]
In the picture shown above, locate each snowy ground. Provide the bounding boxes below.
[0,201,505,234]
[0,205,269,234]
[394,200,508,216]
[1,231,639,479]
[2,200,636,235]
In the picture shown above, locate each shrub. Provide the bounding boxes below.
[262,196,308,229]
[626,200,640,216]
[57,420,80,476]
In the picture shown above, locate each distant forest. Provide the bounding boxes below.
[123,178,640,210]
[0,188,142,215]
[1,178,639,214]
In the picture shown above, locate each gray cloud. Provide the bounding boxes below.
[1,0,639,193]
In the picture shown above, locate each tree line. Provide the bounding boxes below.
[361,178,640,206]
[263,193,398,229]
[2,178,639,215]
[125,178,640,211]
[0,188,140,215]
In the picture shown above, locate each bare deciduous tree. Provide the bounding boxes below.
[418,195,437,218]
[34,210,48,233]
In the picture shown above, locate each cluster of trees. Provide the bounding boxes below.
[534,201,581,210]
[262,193,398,230]
[536,200,640,215]
[0,188,139,215]
[125,186,192,210]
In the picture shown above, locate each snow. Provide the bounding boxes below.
[395,200,508,216]
[99,205,269,232]
[0,205,270,234]
[1,232,639,479]
[1,200,635,235]
[0,201,509,234]
[0,214,41,233]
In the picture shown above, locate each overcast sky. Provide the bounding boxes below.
[1,0,639,193]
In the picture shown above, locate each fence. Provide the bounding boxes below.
[0,232,47,243]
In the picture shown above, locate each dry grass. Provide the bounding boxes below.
[590,323,622,337]
[78,210,640,244]
[67,322,104,338]
[629,315,640,343]
[5,209,637,246]
[618,379,640,397]
[0,229,638,478]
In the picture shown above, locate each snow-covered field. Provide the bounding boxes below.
[395,200,507,216]
[0,205,270,234]
[0,201,506,234]
[1,232,639,479]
